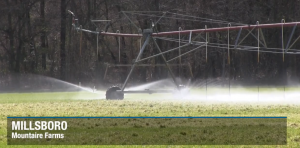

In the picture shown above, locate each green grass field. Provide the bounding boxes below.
[0,90,300,147]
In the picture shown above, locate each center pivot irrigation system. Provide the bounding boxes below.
[68,10,300,100]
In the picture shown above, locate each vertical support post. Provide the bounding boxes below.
[205,25,208,63]
[80,25,82,56]
[117,30,121,63]
[228,23,231,97]
[281,19,285,62]
[257,21,260,63]
[189,31,192,43]
[206,64,207,100]
[257,21,260,101]
[96,29,99,57]
[121,34,151,91]
[179,27,182,77]
[140,37,142,50]
[283,20,287,96]
[281,20,287,99]
[187,63,193,78]
[228,23,231,64]
[205,25,208,99]
[103,64,109,80]
[179,27,182,65]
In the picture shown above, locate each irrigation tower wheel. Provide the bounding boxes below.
[106,86,124,100]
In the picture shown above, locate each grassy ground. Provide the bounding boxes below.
[0,90,299,147]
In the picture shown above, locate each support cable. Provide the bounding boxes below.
[282,19,285,62]
[236,27,257,47]
[167,45,205,62]
[257,21,260,63]
[125,11,245,25]
[117,30,121,62]
[121,11,140,31]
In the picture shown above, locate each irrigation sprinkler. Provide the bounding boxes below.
[68,10,300,100]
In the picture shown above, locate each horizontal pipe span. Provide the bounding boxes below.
[100,22,300,37]
[100,32,142,37]
[117,89,173,94]
[78,28,99,34]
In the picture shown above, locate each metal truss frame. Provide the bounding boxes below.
[68,10,300,99]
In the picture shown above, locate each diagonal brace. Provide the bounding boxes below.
[167,44,205,62]
[234,28,243,49]
[153,12,167,28]
[121,34,151,91]
[152,37,180,90]
[122,11,140,32]
[137,43,191,63]
[288,35,300,51]
[285,24,297,52]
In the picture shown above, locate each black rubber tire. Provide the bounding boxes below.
[106,87,124,100]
